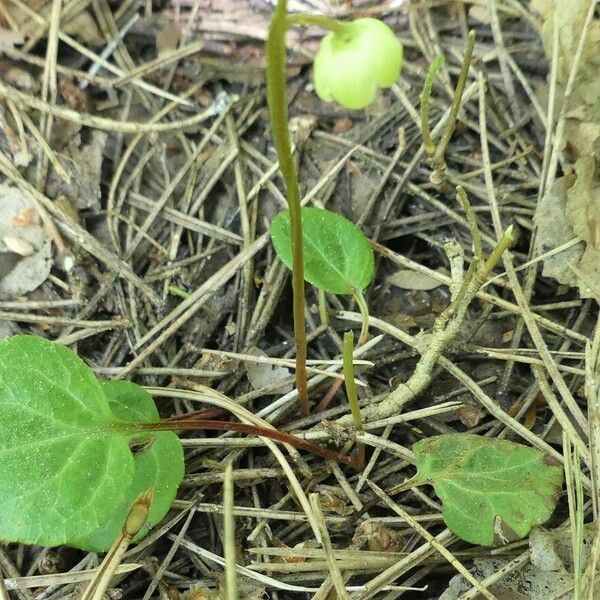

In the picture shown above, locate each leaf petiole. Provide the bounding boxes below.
[343,331,365,469]
[134,419,359,469]
[351,289,370,347]
[286,13,345,36]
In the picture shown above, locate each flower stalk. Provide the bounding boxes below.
[266,0,310,416]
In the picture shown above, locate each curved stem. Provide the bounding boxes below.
[420,54,444,156]
[456,185,482,260]
[267,0,309,416]
[318,288,329,327]
[432,31,476,182]
[136,419,358,468]
[352,289,370,347]
[286,14,345,36]
[343,331,365,469]
[481,225,513,278]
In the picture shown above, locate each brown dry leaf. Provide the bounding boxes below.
[457,402,486,428]
[468,6,492,23]
[4,2,102,45]
[61,10,103,46]
[58,79,90,112]
[530,0,599,81]
[2,1,43,38]
[46,131,107,211]
[531,0,600,160]
[565,156,600,296]
[533,170,600,297]
[3,66,39,93]
[352,521,405,552]
[157,22,181,56]
[271,538,319,564]
[315,488,352,516]
[565,157,600,246]
[181,587,217,600]
[529,527,565,572]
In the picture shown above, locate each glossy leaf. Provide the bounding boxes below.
[0,335,135,547]
[270,207,374,294]
[75,381,184,552]
[413,434,563,546]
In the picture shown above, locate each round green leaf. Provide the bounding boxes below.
[0,335,135,547]
[270,207,374,295]
[75,381,185,552]
[413,434,564,546]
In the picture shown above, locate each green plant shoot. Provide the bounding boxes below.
[0,335,358,550]
[266,2,402,415]
[271,207,375,344]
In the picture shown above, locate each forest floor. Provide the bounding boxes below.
[0,1,599,599]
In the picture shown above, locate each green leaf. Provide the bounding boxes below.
[75,381,184,552]
[413,434,563,546]
[0,335,135,547]
[270,207,374,294]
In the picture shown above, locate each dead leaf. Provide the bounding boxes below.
[0,28,24,54]
[441,522,600,599]
[59,79,90,112]
[157,23,181,56]
[181,587,217,600]
[565,157,600,296]
[352,521,405,552]
[271,538,318,564]
[566,157,600,246]
[386,269,444,291]
[245,347,293,394]
[530,527,566,572]
[315,487,352,516]
[457,402,486,428]
[531,0,600,160]
[468,6,491,24]
[0,184,52,297]
[533,173,593,297]
[46,131,107,210]
[61,10,103,46]
[3,66,39,93]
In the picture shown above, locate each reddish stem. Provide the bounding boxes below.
[165,407,225,421]
[136,419,358,469]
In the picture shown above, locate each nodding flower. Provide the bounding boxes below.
[313,18,403,110]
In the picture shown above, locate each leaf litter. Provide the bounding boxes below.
[0,184,51,297]
[441,523,600,599]
[534,157,600,297]
[0,0,599,598]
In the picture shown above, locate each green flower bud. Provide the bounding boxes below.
[313,18,403,110]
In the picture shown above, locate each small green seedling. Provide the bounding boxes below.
[271,207,374,296]
[266,1,401,415]
[271,207,374,344]
[0,335,356,550]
